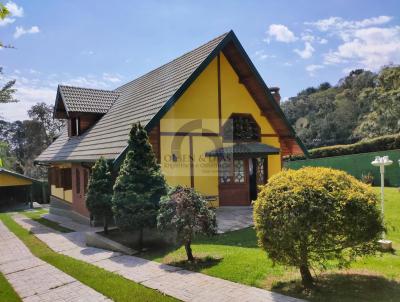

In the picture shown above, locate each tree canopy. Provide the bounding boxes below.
[281,66,400,148]
[254,167,384,288]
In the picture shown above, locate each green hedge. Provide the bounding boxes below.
[284,149,400,187]
[287,133,400,161]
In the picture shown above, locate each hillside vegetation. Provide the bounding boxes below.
[281,66,400,149]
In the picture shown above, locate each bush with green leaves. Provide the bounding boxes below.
[112,123,167,249]
[254,167,384,288]
[86,157,113,233]
[286,133,400,161]
[157,186,217,261]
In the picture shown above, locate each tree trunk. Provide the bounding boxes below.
[103,216,108,234]
[138,228,144,251]
[185,240,194,262]
[300,265,314,288]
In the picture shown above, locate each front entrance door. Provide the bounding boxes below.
[218,158,250,206]
[249,158,268,202]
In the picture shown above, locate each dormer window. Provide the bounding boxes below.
[70,117,80,136]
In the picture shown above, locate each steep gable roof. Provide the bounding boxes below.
[54,85,120,117]
[36,31,307,164]
[36,32,229,163]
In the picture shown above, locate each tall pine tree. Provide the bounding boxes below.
[86,157,113,233]
[112,123,167,249]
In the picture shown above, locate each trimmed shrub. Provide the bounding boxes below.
[287,133,400,161]
[157,186,217,261]
[113,123,167,249]
[253,167,384,288]
[86,157,113,233]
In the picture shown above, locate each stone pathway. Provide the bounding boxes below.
[0,220,110,302]
[12,213,304,302]
[216,206,253,233]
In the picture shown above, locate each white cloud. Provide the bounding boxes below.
[283,62,292,67]
[319,38,328,44]
[0,17,15,26]
[14,26,40,39]
[306,64,324,76]
[102,73,123,83]
[6,1,23,17]
[267,24,297,43]
[323,26,400,70]
[0,70,126,121]
[0,1,23,26]
[253,50,276,61]
[294,42,315,59]
[306,15,392,32]
[301,33,328,45]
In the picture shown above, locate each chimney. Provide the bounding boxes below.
[269,87,281,104]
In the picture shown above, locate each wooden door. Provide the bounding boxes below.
[218,158,250,206]
[72,164,90,217]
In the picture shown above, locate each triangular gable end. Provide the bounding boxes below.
[114,30,307,167]
[53,86,70,119]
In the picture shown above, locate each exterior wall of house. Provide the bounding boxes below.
[49,163,90,217]
[159,52,281,206]
[0,173,32,186]
[49,165,73,203]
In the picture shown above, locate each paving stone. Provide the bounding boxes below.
[61,246,121,263]
[23,281,111,302]
[0,257,45,274]
[13,214,304,302]
[6,263,75,298]
[0,220,111,302]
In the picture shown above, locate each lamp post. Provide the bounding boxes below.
[371,155,393,250]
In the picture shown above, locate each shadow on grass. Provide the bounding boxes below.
[272,272,400,302]
[168,255,223,272]
[194,227,258,248]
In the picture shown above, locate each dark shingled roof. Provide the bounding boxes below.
[205,143,280,157]
[57,85,120,114]
[36,32,229,163]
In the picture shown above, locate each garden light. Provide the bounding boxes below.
[371,155,393,250]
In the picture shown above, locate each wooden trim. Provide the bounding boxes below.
[217,53,222,133]
[261,134,279,137]
[160,132,219,137]
[189,136,194,188]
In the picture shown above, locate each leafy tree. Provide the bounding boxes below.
[28,102,65,144]
[112,123,167,249]
[0,2,12,49]
[254,167,384,288]
[0,141,16,169]
[0,68,18,104]
[86,157,113,233]
[157,186,217,261]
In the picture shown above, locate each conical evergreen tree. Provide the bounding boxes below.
[112,123,167,249]
[86,157,113,234]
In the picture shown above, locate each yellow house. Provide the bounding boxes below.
[0,168,35,207]
[36,31,307,223]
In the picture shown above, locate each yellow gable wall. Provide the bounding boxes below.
[0,173,32,186]
[160,53,281,206]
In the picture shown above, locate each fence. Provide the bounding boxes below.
[284,149,400,187]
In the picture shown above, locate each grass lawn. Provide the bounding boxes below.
[0,272,21,302]
[21,208,74,233]
[0,213,177,302]
[141,187,400,302]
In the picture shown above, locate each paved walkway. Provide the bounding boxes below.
[0,220,110,302]
[12,213,303,302]
[216,206,253,233]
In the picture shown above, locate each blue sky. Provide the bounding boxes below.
[1,0,400,120]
